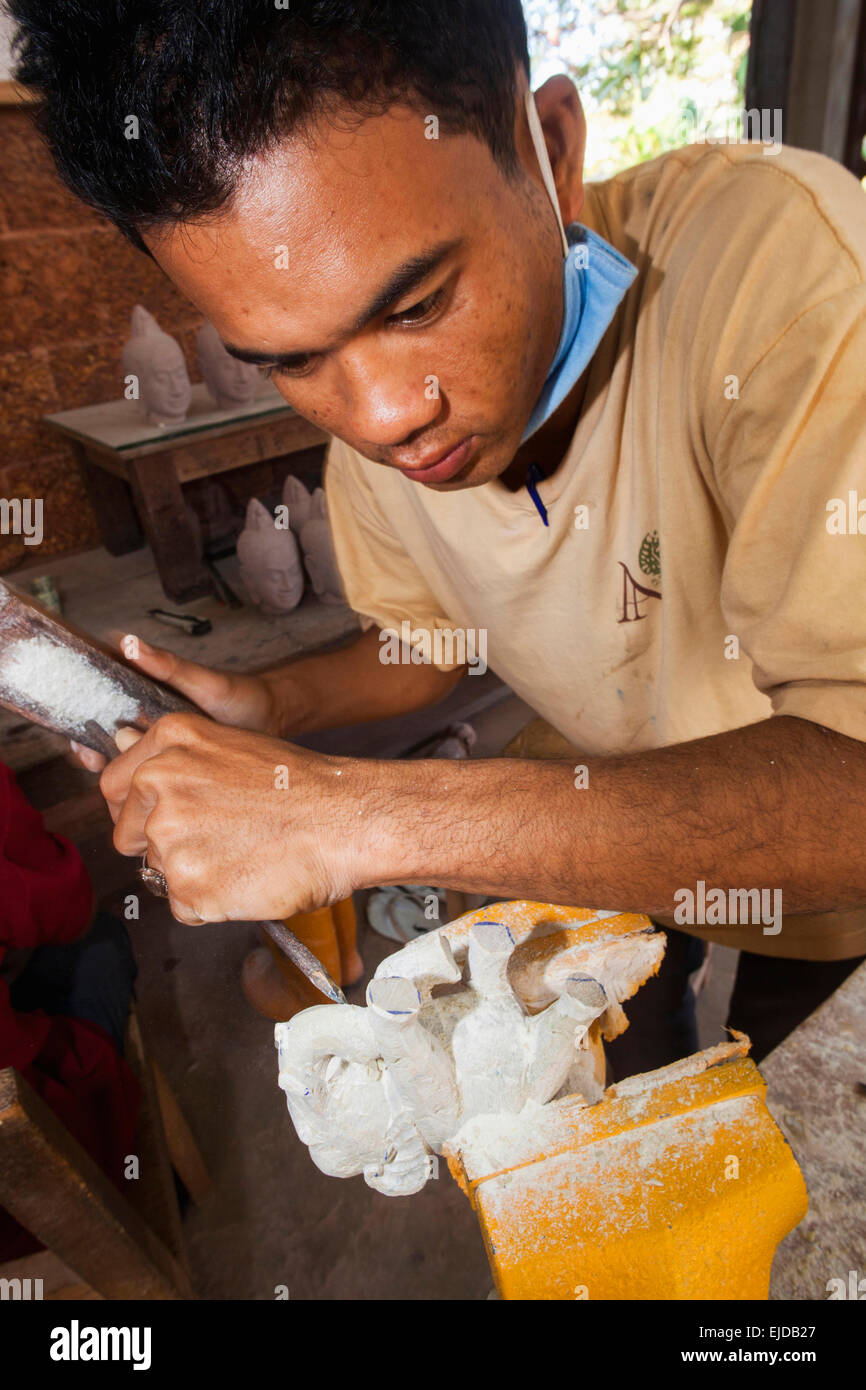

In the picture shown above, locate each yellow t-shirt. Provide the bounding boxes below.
[325,141,866,960]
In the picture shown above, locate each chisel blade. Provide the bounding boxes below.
[261,919,347,1005]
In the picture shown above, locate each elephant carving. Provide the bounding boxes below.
[276,903,663,1195]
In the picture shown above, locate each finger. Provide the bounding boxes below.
[111,771,159,855]
[97,717,193,811]
[99,724,166,820]
[115,726,143,754]
[119,634,235,713]
[70,741,106,773]
[168,898,209,926]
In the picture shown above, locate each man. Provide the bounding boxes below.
[10,1,866,1065]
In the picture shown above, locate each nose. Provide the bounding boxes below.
[335,344,442,448]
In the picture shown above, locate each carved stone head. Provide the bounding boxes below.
[122,306,192,426]
[236,498,304,614]
[196,319,261,411]
[281,478,345,605]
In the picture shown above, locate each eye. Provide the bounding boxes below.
[386,287,446,328]
[265,356,316,380]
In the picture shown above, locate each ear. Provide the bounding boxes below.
[531,75,586,226]
[311,487,327,521]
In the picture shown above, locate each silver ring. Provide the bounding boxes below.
[139,852,169,899]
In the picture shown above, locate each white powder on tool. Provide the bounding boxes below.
[2,636,139,734]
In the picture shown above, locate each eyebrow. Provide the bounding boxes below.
[224,238,461,367]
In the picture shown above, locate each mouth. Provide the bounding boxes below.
[394,435,478,485]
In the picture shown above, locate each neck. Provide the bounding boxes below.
[499,366,590,492]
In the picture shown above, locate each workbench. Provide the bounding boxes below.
[44,382,328,603]
[765,959,866,1298]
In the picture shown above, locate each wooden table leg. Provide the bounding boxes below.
[0,1067,192,1300]
[128,452,214,602]
[75,443,144,556]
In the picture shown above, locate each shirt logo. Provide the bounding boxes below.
[639,529,661,582]
[618,531,662,623]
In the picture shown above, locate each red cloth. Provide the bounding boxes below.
[0,762,140,1260]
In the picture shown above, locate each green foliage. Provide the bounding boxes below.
[568,2,715,118]
[724,6,752,102]
[527,0,752,175]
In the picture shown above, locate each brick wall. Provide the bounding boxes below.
[0,106,205,571]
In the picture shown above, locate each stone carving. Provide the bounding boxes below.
[275,903,664,1196]
[196,320,261,411]
[236,497,304,614]
[122,305,191,426]
[282,475,316,533]
[281,476,345,605]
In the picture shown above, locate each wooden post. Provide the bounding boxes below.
[73,442,144,556]
[127,453,213,602]
[0,1068,192,1300]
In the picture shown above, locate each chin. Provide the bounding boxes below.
[428,437,520,492]
[425,467,492,492]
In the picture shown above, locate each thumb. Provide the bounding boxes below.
[115,726,144,753]
[119,633,233,713]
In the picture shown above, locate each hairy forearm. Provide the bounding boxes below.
[267,628,464,735]
[358,716,866,915]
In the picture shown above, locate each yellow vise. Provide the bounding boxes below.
[446,1036,807,1300]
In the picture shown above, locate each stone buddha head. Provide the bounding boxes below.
[196,319,261,412]
[281,477,345,606]
[122,306,192,427]
[237,498,304,614]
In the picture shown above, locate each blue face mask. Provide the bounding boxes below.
[521,91,638,445]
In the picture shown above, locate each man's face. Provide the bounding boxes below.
[147,91,567,490]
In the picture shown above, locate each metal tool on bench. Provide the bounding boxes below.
[0,580,345,1005]
[147,608,213,637]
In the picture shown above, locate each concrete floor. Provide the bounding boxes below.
[5,542,740,1300]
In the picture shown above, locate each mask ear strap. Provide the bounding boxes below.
[525,89,570,258]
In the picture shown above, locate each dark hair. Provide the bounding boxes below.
[7,0,530,250]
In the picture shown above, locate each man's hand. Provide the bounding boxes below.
[71,626,464,772]
[124,637,284,730]
[72,636,286,772]
[100,714,373,924]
